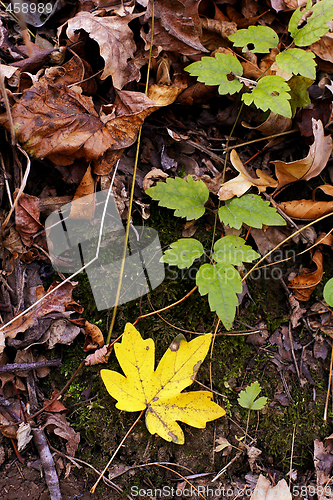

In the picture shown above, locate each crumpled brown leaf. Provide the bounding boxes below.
[69,165,95,220]
[15,191,43,246]
[278,184,333,220]
[218,149,278,200]
[314,439,333,500]
[272,119,333,192]
[0,82,158,169]
[83,320,104,351]
[85,345,112,365]
[63,11,142,89]
[288,233,333,301]
[43,413,80,457]
[2,281,81,339]
[143,0,208,55]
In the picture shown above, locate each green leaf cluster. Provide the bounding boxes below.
[147,177,286,330]
[185,1,331,117]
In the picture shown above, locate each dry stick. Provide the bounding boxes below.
[289,424,296,488]
[106,0,155,345]
[90,410,144,494]
[0,160,120,333]
[154,464,207,500]
[0,64,16,145]
[225,129,298,151]
[28,360,85,422]
[32,428,62,500]
[133,285,198,326]
[0,359,62,373]
[324,346,333,421]
[2,145,30,235]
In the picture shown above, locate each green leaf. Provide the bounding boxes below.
[238,381,267,410]
[229,25,278,53]
[287,75,313,118]
[161,239,204,269]
[146,175,209,220]
[324,278,333,306]
[289,0,333,46]
[196,263,242,329]
[242,76,291,118]
[218,194,287,230]
[213,235,260,266]
[185,53,243,95]
[275,49,316,79]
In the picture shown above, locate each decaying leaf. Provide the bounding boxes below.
[0,83,158,169]
[288,233,333,301]
[101,323,225,444]
[314,439,333,499]
[1,281,80,339]
[143,0,208,55]
[277,184,333,220]
[250,474,292,500]
[15,192,43,246]
[63,11,142,89]
[218,149,278,200]
[42,413,80,457]
[69,165,95,220]
[143,168,169,191]
[83,321,105,351]
[85,345,112,365]
[272,119,333,191]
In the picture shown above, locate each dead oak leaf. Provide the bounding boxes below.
[0,82,157,166]
[218,149,278,200]
[143,0,209,55]
[272,119,333,192]
[15,191,43,246]
[101,323,225,444]
[63,11,142,89]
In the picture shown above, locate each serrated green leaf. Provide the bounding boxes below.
[229,25,278,53]
[289,0,333,46]
[275,49,316,79]
[185,53,243,95]
[196,263,242,329]
[213,235,259,266]
[238,381,267,410]
[218,194,286,230]
[287,75,313,118]
[242,76,291,118]
[324,278,333,306]
[161,239,204,269]
[146,175,209,220]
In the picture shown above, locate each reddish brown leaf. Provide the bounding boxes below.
[15,191,43,247]
[83,320,104,351]
[2,281,80,339]
[0,82,158,167]
[63,11,141,89]
[69,165,95,219]
[143,0,209,55]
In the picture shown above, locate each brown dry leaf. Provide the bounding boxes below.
[272,119,333,192]
[85,345,112,365]
[42,413,80,457]
[243,111,292,137]
[278,184,333,220]
[314,439,333,499]
[147,84,184,106]
[83,320,104,351]
[288,293,306,328]
[200,18,237,39]
[250,474,292,500]
[0,82,158,167]
[218,149,277,200]
[15,191,43,247]
[69,165,95,219]
[143,168,168,191]
[43,390,68,414]
[278,199,333,220]
[46,319,81,350]
[2,227,25,254]
[63,11,141,89]
[311,33,333,64]
[288,233,333,301]
[2,281,80,339]
[143,0,208,55]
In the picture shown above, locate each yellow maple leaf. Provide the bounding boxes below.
[101,323,225,444]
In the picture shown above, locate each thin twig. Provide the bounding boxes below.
[0,359,62,373]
